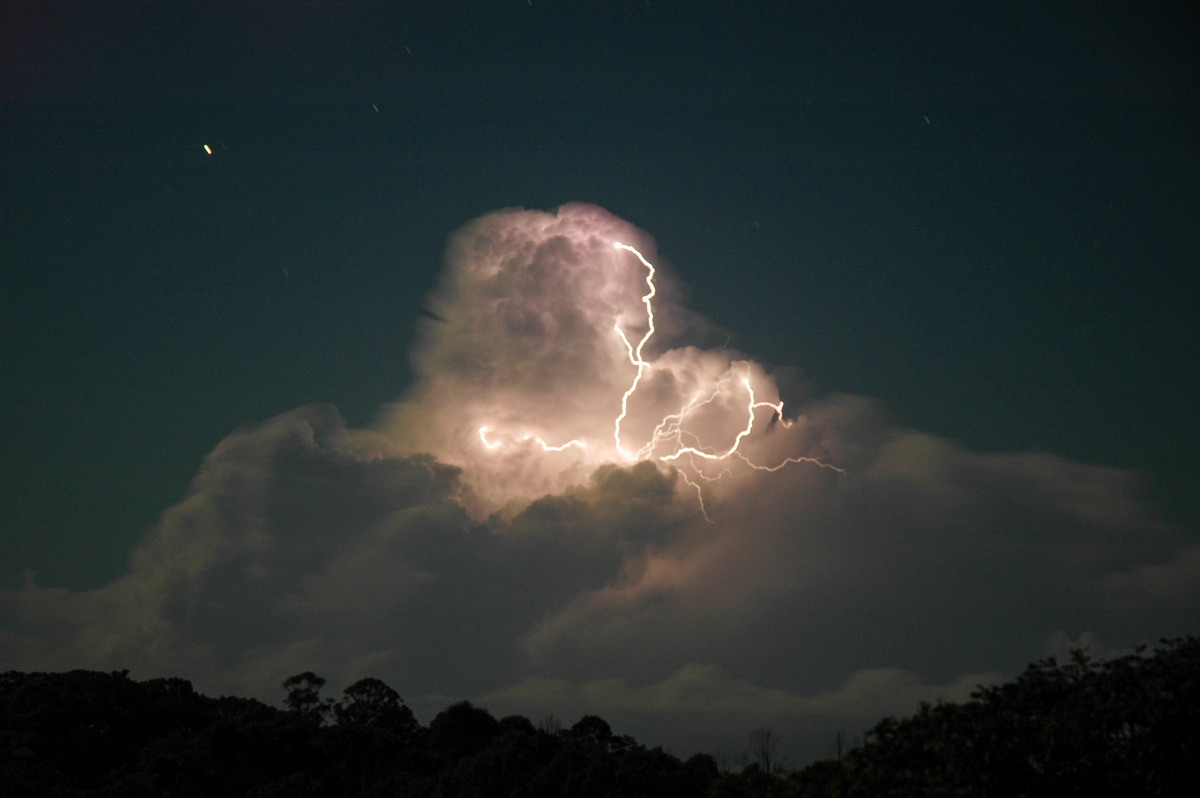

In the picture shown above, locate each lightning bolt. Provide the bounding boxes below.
[610,242,844,480]
[612,241,658,460]
[479,426,586,453]
[478,240,843,515]
[478,427,503,450]
[536,438,587,452]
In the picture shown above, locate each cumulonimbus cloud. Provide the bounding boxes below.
[2,204,1192,761]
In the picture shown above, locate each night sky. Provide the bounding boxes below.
[3,0,1198,763]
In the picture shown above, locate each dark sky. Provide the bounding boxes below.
[2,0,1198,762]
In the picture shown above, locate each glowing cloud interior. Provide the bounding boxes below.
[383,204,841,516]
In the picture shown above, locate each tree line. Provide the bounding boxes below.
[2,637,1195,796]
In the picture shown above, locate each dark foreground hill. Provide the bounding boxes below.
[2,637,1196,797]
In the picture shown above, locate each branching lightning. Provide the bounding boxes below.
[476,239,843,515]
[610,242,842,479]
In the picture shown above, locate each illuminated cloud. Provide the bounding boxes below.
[1,204,1191,761]
[379,203,839,515]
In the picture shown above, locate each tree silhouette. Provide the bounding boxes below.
[427,700,500,761]
[747,726,781,774]
[282,671,332,725]
[569,714,615,748]
[2,638,1194,797]
[334,676,418,738]
[790,636,1199,796]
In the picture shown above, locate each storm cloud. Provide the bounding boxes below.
[3,204,1193,761]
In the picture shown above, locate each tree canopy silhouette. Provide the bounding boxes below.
[789,636,1198,797]
[0,636,1193,796]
